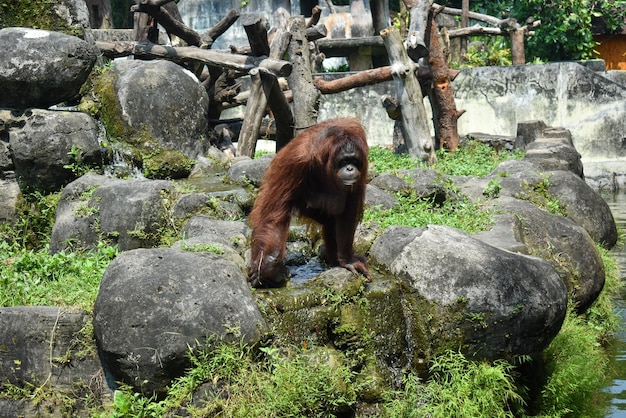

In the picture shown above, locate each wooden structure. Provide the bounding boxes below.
[94,0,540,163]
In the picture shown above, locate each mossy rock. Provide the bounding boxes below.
[0,0,86,37]
[143,150,195,180]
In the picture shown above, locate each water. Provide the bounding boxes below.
[601,191,626,417]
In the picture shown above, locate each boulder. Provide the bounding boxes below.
[50,174,175,253]
[546,170,618,248]
[9,109,103,192]
[0,174,20,222]
[488,197,606,312]
[370,225,568,360]
[181,216,249,250]
[227,155,273,187]
[108,59,210,159]
[93,248,267,396]
[0,28,97,109]
[0,306,103,395]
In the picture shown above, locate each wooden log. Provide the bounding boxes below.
[242,13,270,56]
[238,69,265,158]
[371,0,391,32]
[510,25,526,65]
[131,2,201,46]
[426,17,461,151]
[381,26,435,164]
[200,9,240,48]
[313,66,393,94]
[306,5,322,28]
[405,0,433,61]
[238,27,294,157]
[287,16,320,132]
[95,40,292,77]
[262,71,294,151]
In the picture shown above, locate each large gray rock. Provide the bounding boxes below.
[0,28,98,109]
[110,59,210,158]
[370,225,568,360]
[93,248,267,396]
[0,307,104,411]
[546,170,618,248]
[50,174,175,253]
[484,197,605,312]
[0,174,20,222]
[9,109,103,192]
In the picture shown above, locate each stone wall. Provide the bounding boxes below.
[318,63,626,165]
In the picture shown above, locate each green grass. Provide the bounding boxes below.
[96,343,360,417]
[0,241,117,312]
[383,351,524,418]
[364,142,522,233]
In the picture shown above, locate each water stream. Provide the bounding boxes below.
[600,191,626,417]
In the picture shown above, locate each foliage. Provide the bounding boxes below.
[364,188,494,234]
[98,342,359,417]
[460,38,513,67]
[365,143,523,233]
[441,0,626,62]
[0,241,117,312]
[64,145,96,177]
[537,306,611,416]
[0,191,60,250]
[431,140,524,177]
[383,351,524,417]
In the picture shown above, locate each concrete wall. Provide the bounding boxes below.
[318,63,626,164]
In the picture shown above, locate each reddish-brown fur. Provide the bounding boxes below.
[248,118,370,287]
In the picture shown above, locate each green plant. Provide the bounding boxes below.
[64,145,93,177]
[100,341,359,417]
[432,140,524,177]
[0,191,61,250]
[483,178,502,198]
[537,306,610,416]
[383,351,524,417]
[460,38,512,67]
[514,0,626,61]
[0,241,117,312]
[364,189,494,234]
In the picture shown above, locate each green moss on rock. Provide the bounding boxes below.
[0,0,85,37]
[143,150,195,180]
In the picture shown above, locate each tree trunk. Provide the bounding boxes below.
[287,16,320,133]
[380,26,435,164]
[238,23,294,157]
[404,0,433,61]
[426,17,462,151]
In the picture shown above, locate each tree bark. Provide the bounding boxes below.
[405,0,433,61]
[381,26,435,164]
[238,25,294,157]
[313,66,392,94]
[426,17,462,151]
[95,41,292,77]
[287,16,320,132]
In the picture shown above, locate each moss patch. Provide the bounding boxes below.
[0,0,85,37]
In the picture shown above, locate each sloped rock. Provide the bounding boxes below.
[370,225,568,360]
[93,248,267,396]
[487,197,605,312]
[49,174,174,253]
[546,170,618,248]
[0,28,97,109]
[9,109,103,192]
